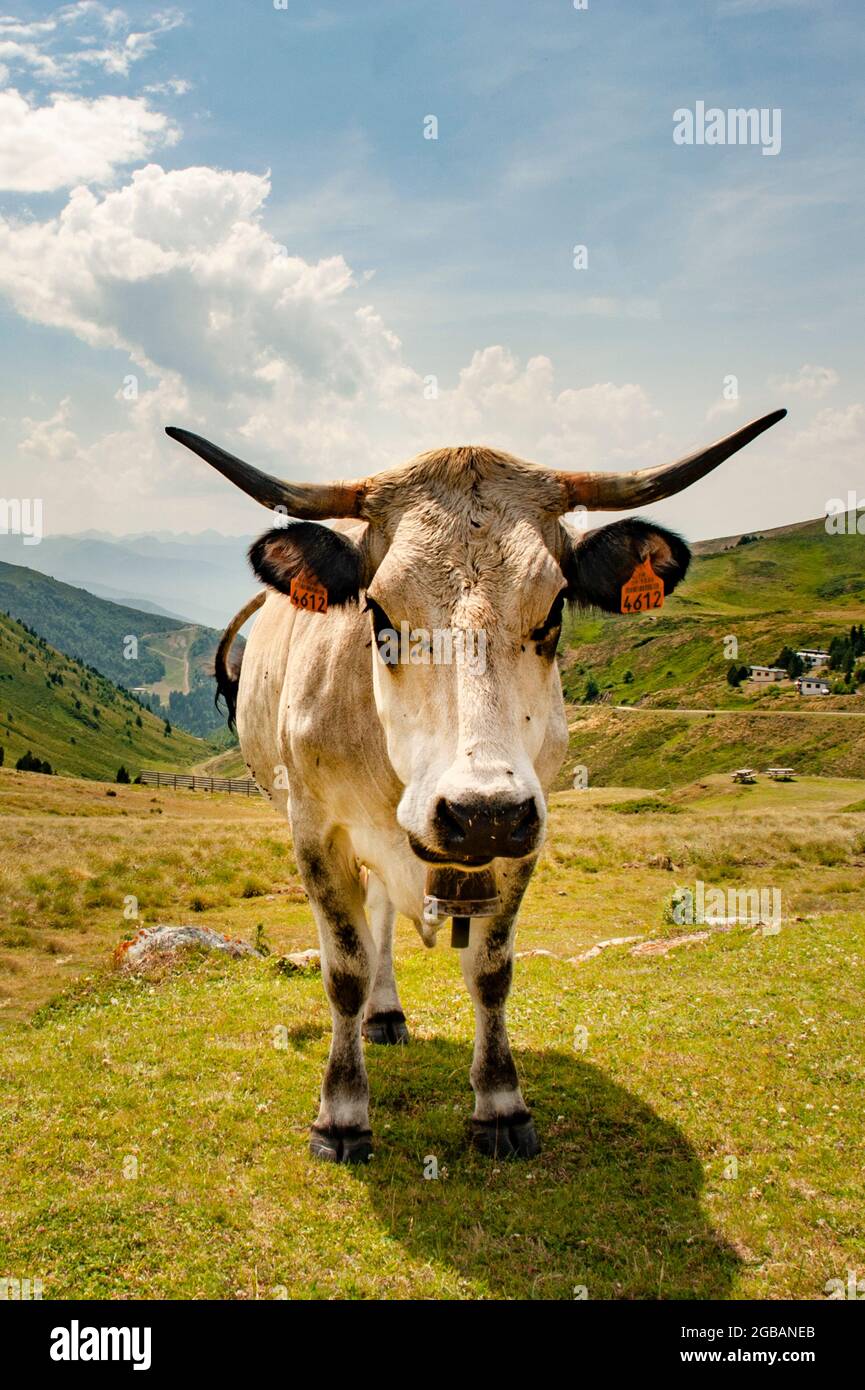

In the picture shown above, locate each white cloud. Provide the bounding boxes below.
[144,77,191,96]
[0,88,177,191]
[0,4,183,85]
[769,363,839,400]
[0,162,800,534]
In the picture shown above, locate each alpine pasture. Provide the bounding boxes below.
[1,768,863,1299]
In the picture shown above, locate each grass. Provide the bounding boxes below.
[562,705,865,788]
[0,769,864,1298]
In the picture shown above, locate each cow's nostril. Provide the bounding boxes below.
[510,798,540,844]
[433,795,540,859]
[434,797,469,843]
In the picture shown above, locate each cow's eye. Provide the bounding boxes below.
[366,597,392,635]
[529,591,565,644]
[366,597,399,665]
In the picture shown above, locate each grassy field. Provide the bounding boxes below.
[562,705,865,788]
[1,768,864,1299]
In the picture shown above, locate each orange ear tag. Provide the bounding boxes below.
[289,575,328,614]
[621,558,664,614]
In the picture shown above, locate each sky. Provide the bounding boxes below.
[0,0,862,540]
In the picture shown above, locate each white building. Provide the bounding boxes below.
[796,649,830,668]
[749,665,788,683]
[796,677,830,696]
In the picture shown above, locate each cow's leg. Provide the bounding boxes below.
[460,911,540,1160]
[296,838,376,1164]
[361,871,408,1045]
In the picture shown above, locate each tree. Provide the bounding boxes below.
[775,646,804,679]
[15,750,53,774]
[584,676,600,703]
[116,766,131,784]
[163,719,172,737]
[727,663,744,688]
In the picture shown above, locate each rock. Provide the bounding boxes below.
[647,853,676,871]
[274,949,321,974]
[630,932,710,957]
[564,934,643,965]
[113,925,261,975]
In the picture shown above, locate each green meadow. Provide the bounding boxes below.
[1,769,862,1299]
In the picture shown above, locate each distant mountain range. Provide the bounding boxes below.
[0,531,257,628]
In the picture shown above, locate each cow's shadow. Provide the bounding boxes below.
[353,1039,739,1300]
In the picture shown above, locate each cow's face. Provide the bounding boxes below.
[167,410,786,867]
[248,448,690,867]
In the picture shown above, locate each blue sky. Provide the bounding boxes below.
[0,0,862,538]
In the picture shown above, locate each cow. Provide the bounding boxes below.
[166,408,785,1163]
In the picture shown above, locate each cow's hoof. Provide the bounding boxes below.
[362,1010,409,1045]
[470,1114,541,1160]
[309,1124,373,1164]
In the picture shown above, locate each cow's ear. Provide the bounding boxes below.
[248,522,367,606]
[562,517,691,613]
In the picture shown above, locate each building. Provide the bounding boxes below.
[796,677,830,696]
[749,665,788,683]
[796,649,830,668]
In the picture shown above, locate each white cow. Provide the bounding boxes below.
[167,410,785,1163]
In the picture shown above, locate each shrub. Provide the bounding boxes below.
[15,750,53,775]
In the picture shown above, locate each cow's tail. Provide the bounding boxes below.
[215,591,266,730]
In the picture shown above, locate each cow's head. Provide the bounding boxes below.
[167,410,785,867]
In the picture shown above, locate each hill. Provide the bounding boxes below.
[0,560,233,736]
[0,612,207,780]
[559,511,865,784]
[561,512,865,719]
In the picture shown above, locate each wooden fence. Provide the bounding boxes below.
[139,769,263,797]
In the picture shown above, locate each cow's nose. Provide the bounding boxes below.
[433,796,540,860]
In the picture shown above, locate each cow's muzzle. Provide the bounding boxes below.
[422,795,541,864]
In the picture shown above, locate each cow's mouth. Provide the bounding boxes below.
[407,834,492,870]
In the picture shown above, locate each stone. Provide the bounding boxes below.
[113,924,261,974]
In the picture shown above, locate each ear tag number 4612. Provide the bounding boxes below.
[621,558,664,614]
[289,576,328,614]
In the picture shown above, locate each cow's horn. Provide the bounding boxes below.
[165,427,367,519]
[555,409,787,511]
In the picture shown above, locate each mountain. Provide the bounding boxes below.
[0,532,256,629]
[0,612,207,781]
[0,561,237,737]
